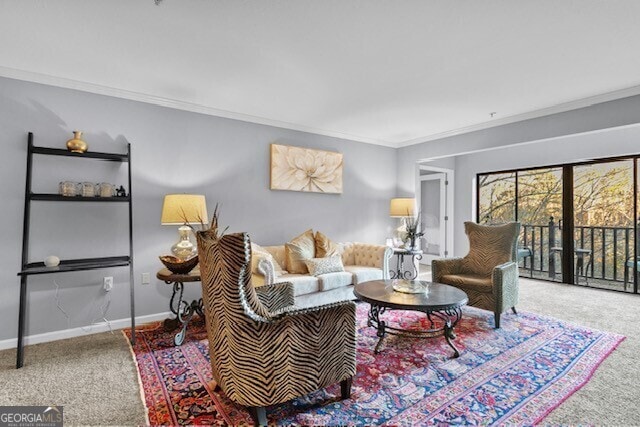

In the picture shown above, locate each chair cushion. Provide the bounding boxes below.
[315,231,341,258]
[318,272,353,291]
[275,273,320,296]
[344,265,383,284]
[440,274,492,293]
[305,255,344,276]
[285,229,316,274]
[461,222,518,276]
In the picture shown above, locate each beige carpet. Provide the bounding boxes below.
[0,330,147,426]
[0,278,638,426]
[516,278,640,426]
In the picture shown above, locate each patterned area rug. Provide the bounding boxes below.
[124,303,623,426]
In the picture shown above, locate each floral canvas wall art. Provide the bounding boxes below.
[270,144,343,194]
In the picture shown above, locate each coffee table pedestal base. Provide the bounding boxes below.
[367,304,463,358]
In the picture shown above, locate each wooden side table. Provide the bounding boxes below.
[157,267,203,346]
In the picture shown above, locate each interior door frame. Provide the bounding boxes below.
[415,163,455,261]
[418,173,446,262]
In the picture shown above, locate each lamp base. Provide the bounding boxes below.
[171,225,197,260]
[396,217,408,245]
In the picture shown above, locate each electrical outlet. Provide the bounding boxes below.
[103,276,114,292]
[141,272,150,285]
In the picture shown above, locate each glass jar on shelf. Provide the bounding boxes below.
[58,181,80,197]
[97,182,115,197]
[81,182,97,197]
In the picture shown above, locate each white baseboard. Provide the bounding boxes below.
[0,311,172,351]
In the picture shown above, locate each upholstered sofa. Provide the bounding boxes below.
[252,241,393,308]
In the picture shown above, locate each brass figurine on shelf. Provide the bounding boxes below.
[66,130,88,153]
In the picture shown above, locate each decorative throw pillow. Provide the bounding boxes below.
[285,229,316,274]
[251,242,286,277]
[315,231,340,258]
[304,255,345,276]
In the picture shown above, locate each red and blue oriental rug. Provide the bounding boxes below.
[124,304,623,426]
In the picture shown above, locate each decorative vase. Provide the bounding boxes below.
[44,255,60,267]
[407,235,418,250]
[66,131,88,153]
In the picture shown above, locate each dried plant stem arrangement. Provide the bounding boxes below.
[404,211,424,250]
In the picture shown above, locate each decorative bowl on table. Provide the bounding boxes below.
[392,279,429,294]
[159,255,199,274]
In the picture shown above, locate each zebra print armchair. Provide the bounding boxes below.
[196,229,356,426]
[432,221,520,328]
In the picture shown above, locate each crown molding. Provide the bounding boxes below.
[3,66,640,150]
[0,66,397,148]
[396,84,640,148]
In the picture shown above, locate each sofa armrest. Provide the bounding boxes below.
[352,243,393,279]
[431,258,464,282]
[492,261,519,311]
[255,282,295,312]
[252,252,276,285]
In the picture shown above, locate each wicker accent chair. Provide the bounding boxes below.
[432,221,520,328]
[196,228,356,426]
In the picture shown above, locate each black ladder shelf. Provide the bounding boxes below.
[17,132,135,368]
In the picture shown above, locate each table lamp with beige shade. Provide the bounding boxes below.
[161,194,208,260]
[390,198,416,246]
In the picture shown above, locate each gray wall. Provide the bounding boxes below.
[6,74,640,343]
[398,94,640,257]
[452,125,640,254]
[0,77,397,342]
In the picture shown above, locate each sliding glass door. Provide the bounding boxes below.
[477,155,640,294]
[478,172,516,223]
[478,168,564,282]
[573,160,634,291]
[518,168,563,282]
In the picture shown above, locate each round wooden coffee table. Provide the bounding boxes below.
[354,280,468,358]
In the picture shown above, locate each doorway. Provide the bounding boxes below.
[416,165,454,264]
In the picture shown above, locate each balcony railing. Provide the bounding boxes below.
[520,217,637,288]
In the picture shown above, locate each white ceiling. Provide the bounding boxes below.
[2,1,640,147]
